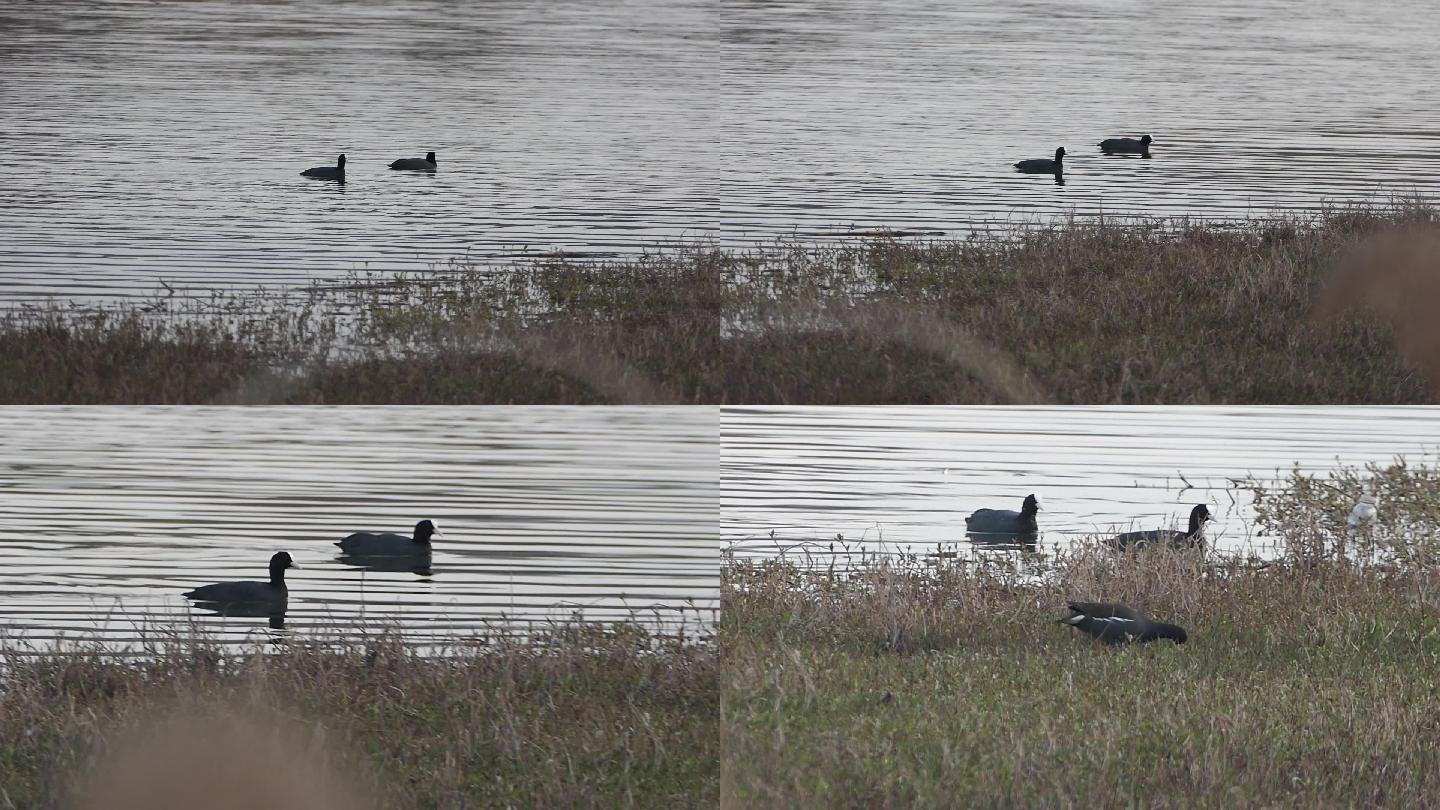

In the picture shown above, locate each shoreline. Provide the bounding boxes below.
[3,201,1436,403]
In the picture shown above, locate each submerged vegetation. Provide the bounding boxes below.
[3,201,1438,403]
[722,457,1440,807]
[0,622,717,809]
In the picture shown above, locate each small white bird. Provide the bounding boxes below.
[1347,493,1379,528]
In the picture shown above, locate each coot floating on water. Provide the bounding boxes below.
[300,154,346,180]
[336,519,440,555]
[965,494,1040,534]
[389,151,437,172]
[1099,134,1152,154]
[1111,504,1211,549]
[183,551,298,608]
[1015,147,1065,174]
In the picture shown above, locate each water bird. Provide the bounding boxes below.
[1014,147,1065,174]
[1099,134,1153,154]
[965,494,1040,534]
[1111,504,1211,549]
[1347,492,1379,528]
[182,551,298,608]
[300,154,346,180]
[389,151,437,172]
[336,519,440,555]
[1058,602,1188,645]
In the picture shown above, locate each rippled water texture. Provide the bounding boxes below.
[0,407,718,649]
[722,406,1440,558]
[3,1,1439,302]
[0,0,717,300]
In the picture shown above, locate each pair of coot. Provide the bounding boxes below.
[181,520,439,611]
[1013,134,1154,177]
[300,151,438,181]
[965,495,1211,549]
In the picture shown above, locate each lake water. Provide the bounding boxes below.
[4,0,1440,303]
[0,407,717,650]
[721,406,1440,559]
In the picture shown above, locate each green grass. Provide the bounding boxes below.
[0,622,717,809]
[723,459,1440,808]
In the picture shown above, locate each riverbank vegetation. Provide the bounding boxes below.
[722,458,1440,807]
[0,250,720,404]
[4,202,1436,403]
[723,200,1440,403]
[0,622,717,809]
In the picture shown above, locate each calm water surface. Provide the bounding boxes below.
[3,0,1439,302]
[722,407,1440,558]
[0,407,717,649]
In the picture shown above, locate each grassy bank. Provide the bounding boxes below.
[0,250,720,404]
[7,203,1439,403]
[0,623,717,809]
[722,460,1440,808]
[723,202,1440,403]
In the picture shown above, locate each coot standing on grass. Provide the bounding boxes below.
[389,151,437,172]
[1058,602,1188,645]
[1111,504,1212,549]
[183,551,298,610]
[336,519,440,555]
[1014,147,1065,174]
[965,494,1040,534]
[300,154,346,181]
[1099,134,1153,154]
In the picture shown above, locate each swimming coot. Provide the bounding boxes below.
[1014,147,1065,174]
[335,519,439,555]
[183,551,298,608]
[1099,134,1153,154]
[965,494,1040,534]
[1111,504,1211,549]
[389,151,437,172]
[301,154,346,180]
[1058,602,1187,645]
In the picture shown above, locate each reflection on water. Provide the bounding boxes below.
[4,1,1440,302]
[721,406,1440,559]
[0,407,718,649]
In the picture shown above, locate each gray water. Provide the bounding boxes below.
[0,407,717,649]
[4,0,1440,303]
[721,406,1440,558]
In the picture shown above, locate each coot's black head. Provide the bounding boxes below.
[1170,626,1188,644]
[1054,147,1066,160]
[269,551,298,571]
[1022,494,1040,514]
[425,151,436,162]
[336,154,347,168]
[414,519,439,543]
[1191,504,1212,523]
[1140,134,1153,145]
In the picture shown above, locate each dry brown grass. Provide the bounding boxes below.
[0,249,720,404]
[722,202,1440,403]
[0,623,718,809]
